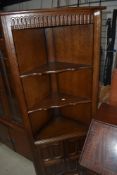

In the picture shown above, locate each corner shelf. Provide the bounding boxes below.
[28,94,91,114]
[35,117,87,144]
[20,62,92,78]
[0,7,104,174]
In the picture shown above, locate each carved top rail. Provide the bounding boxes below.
[0,7,106,30]
[10,13,94,29]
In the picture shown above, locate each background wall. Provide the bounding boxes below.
[4,0,117,11]
[4,0,117,84]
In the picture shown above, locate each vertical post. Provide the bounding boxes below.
[92,10,101,116]
[44,28,59,96]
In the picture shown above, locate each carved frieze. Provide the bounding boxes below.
[11,13,94,29]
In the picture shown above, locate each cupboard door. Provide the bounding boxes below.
[0,69,10,119]
[0,123,13,149]
[0,52,22,123]
[9,128,32,160]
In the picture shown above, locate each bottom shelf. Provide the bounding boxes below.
[35,117,87,144]
[34,117,87,174]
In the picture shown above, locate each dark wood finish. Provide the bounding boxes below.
[61,103,91,125]
[0,7,104,175]
[63,170,97,175]
[9,128,33,160]
[0,70,10,119]
[13,29,47,74]
[109,69,117,106]
[0,123,13,148]
[36,135,85,175]
[0,116,32,159]
[58,70,92,101]
[20,62,92,78]
[95,103,117,125]
[29,110,52,136]
[35,117,87,142]
[21,75,50,110]
[92,10,102,116]
[28,94,91,113]
[80,119,117,175]
[52,25,93,65]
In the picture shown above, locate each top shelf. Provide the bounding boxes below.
[20,62,92,78]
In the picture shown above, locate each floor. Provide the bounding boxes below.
[0,142,36,175]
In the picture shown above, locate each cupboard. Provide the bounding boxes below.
[0,7,104,175]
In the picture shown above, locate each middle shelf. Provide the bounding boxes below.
[20,62,92,78]
[28,94,91,114]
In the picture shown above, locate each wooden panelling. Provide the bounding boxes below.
[61,103,91,125]
[80,119,117,175]
[21,75,50,110]
[52,25,93,65]
[36,136,85,175]
[36,117,87,141]
[9,127,33,160]
[13,28,47,74]
[29,110,52,136]
[0,123,13,148]
[0,73,10,119]
[58,70,92,98]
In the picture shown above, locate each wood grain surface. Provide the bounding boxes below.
[80,119,117,175]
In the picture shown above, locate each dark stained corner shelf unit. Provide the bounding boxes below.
[0,7,105,175]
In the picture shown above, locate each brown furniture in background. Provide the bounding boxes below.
[80,68,117,175]
[0,7,104,175]
[80,111,117,175]
[109,69,117,106]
